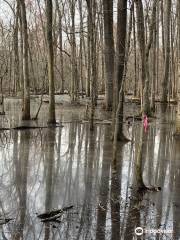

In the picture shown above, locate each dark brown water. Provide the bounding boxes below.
[0,99,179,240]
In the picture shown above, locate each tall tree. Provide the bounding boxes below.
[57,2,65,94]
[19,0,31,120]
[176,0,180,135]
[103,0,114,111]
[13,1,20,94]
[161,0,172,102]
[112,0,127,142]
[46,0,56,124]
[135,0,151,115]
[70,0,79,103]
[86,0,97,131]
[135,0,157,115]
[78,0,85,97]
[144,0,157,114]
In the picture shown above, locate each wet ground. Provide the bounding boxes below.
[0,97,179,240]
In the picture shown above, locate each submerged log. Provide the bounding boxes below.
[0,218,13,225]
[137,186,161,193]
[37,205,73,220]
[41,216,62,223]
[0,125,64,131]
[12,125,62,130]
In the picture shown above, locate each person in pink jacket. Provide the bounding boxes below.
[143,114,148,132]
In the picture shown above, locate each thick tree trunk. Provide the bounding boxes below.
[135,0,157,115]
[55,0,64,93]
[135,0,146,103]
[103,0,114,111]
[19,0,30,120]
[175,0,180,135]
[112,0,127,140]
[161,0,165,60]
[13,1,20,94]
[46,0,56,124]
[132,3,137,97]
[144,0,157,114]
[86,0,97,131]
[161,0,171,103]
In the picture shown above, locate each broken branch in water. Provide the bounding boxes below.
[138,186,161,193]
[41,215,62,223]
[37,205,73,220]
[0,218,13,225]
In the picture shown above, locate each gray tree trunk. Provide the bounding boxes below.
[70,0,79,103]
[13,1,20,94]
[46,0,56,124]
[112,0,127,140]
[161,0,171,102]
[103,0,114,111]
[176,0,180,135]
[56,0,64,93]
[19,0,30,120]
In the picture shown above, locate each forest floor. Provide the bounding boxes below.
[0,95,179,240]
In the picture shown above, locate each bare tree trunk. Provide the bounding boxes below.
[135,0,157,115]
[135,0,146,107]
[144,0,157,114]
[86,0,97,131]
[133,3,137,97]
[175,0,180,135]
[112,0,129,165]
[156,0,160,96]
[112,0,127,140]
[86,6,91,97]
[151,29,156,112]
[13,1,20,94]
[46,0,56,124]
[78,0,85,97]
[161,0,171,103]
[70,0,79,103]
[103,0,114,111]
[161,0,165,60]
[55,0,64,93]
[19,0,30,120]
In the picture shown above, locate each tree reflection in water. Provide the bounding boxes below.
[0,107,178,239]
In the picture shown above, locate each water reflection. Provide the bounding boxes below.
[0,106,179,239]
[96,127,111,240]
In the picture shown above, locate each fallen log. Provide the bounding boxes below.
[37,205,73,220]
[0,124,64,131]
[13,125,63,130]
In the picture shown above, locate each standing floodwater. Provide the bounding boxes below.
[0,101,179,240]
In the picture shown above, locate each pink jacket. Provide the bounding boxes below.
[143,115,148,132]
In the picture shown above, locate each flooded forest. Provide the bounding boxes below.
[0,0,180,239]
